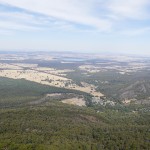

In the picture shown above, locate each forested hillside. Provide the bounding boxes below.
[0,77,150,150]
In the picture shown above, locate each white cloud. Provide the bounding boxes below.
[106,0,150,20]
[0,11,47,33]
[0,0,149,34]
[0,10,77,33]
[0,20,41,31]
[0,0,111,31]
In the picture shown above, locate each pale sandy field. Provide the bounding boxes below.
[0,63,104,97]
[62,98,86,106]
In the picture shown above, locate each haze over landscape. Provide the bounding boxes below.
[0,1,150,150]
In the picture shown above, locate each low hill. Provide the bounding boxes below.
[119,80,150,103]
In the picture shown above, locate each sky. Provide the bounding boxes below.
[0,0,150,55]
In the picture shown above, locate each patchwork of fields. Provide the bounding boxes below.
[0,52,150,149]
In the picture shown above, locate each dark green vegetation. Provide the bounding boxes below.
[93,70,150,102]
[0,77,150,150]
[1,103,150,150]
[0,77,91,108]
[67,69,150,103]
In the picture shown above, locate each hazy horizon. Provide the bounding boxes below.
[0,49,150,57]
